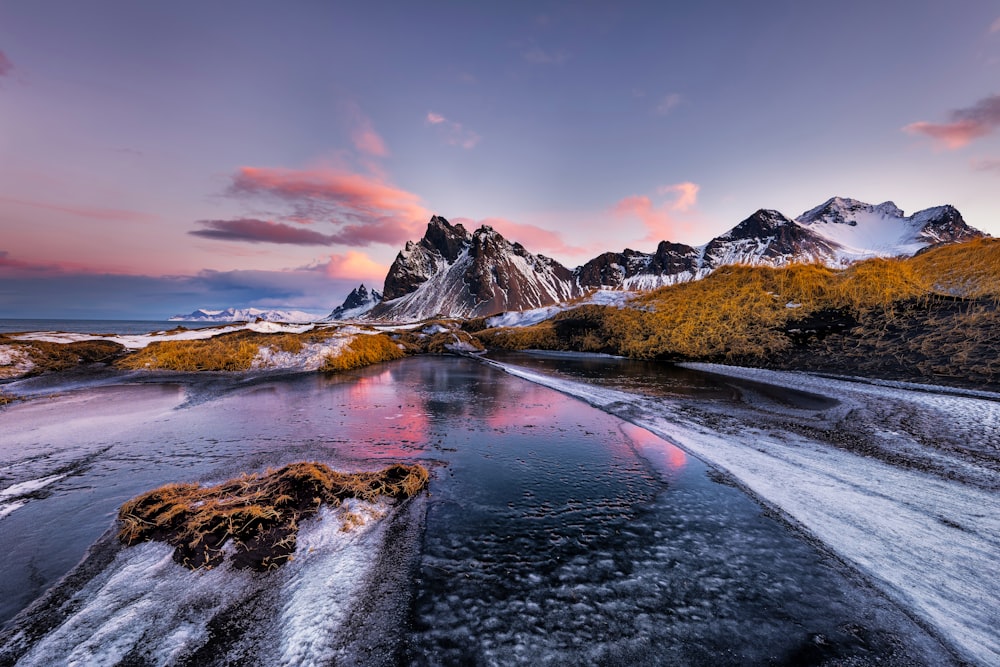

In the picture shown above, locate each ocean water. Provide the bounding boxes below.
[0,319,221,335]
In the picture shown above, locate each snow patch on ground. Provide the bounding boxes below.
[0,345,35,378]
[10,322,319,351]
[10,325,244,350]
[488,360,1000,666]
[252,336,350,371]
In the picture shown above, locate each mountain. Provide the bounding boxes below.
[369,216,581,321]
[366,200,985,321]
[169,307,318,323]
[575,198,984,290]
[322,284,383,321]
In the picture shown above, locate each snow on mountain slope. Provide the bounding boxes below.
[369,218,582,321]
[322,284,383,321]
[170,307,319,323]
[795,197,981,263]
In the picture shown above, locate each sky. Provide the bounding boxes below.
[2,1,1000,319]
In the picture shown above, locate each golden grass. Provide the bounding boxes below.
[0,392,13,406]
[321,333,406,372]
[115,330,338,371]
[118,461,429,571]
[909,237,1000,300]
[474,238,1000,365]
[117,335,261,371]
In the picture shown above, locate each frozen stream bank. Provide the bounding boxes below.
[487,352,999,665]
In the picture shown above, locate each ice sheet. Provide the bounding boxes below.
[489,360,1000,665]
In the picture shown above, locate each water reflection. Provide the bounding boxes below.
[0,358,943,665]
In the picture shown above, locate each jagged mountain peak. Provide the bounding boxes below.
[797,197,905,226]
[722,209,796,239]
[324,283,383,321]
[370,217,581,321]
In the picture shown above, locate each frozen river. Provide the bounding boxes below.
[0,355,979,665]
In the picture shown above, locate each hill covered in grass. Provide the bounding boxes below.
[474,238,1000,389]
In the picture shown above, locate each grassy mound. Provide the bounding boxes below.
[1,338,126,376]
[117,331,310,371]
[474,239,1000,387]
[118,462,430,571]
[321,333,406,372]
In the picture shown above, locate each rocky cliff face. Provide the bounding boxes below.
[370,217,582,321]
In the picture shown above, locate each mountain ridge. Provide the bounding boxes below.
[365,198,985,321]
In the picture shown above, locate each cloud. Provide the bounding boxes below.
[903,94,1000,149]
[190,218,337,245]
[971,157,1000,172]
[320,250,387,281]
[452,217,589,258]
[0,50,11,77]
[0,250,369,318]
[350,115,388,157]
[0,195,159,223]
[224,166,431,247]
[522,47,570,65]
[991,17,1000,33]
[425,112,481,149]
[657,182,699,211]
[655,93,683,115]
[612,181,701,243]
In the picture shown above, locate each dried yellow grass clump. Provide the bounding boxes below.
[116,330,322,371]
[118,461,429,571]
[118,335,261,371]
[321,333,405,372]
[910,237,1000,300]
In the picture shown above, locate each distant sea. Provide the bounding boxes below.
[0,319,223,335]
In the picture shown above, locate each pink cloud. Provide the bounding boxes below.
[0,50,11,77]
[190,218,336,245]
[657,182,699,211]
[904,94,1000,149]
[425,112,480,149]
[453,216,588,257]
[991,17,1000,33]
[0,195,160,223]
[225,166,431,247]
[612,182,701,243]
[0,250,116,276]
[351,120,388,158]
[322,250,387,281]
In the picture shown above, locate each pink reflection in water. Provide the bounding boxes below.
[619,422,687,474]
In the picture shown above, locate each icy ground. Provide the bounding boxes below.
[1,496,424,666]
[489,358,1000,666]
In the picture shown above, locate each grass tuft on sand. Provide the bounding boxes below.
[321,333,406,372]
[118,462,429,571]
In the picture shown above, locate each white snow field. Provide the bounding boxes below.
[488,359,1000,666]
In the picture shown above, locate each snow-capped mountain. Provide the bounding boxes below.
[575,198,984,290]
[169,307,318,323]
[794,197,976,261]
[369,216,582,321]
[366,201,984,320]
[322,284,383,321]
